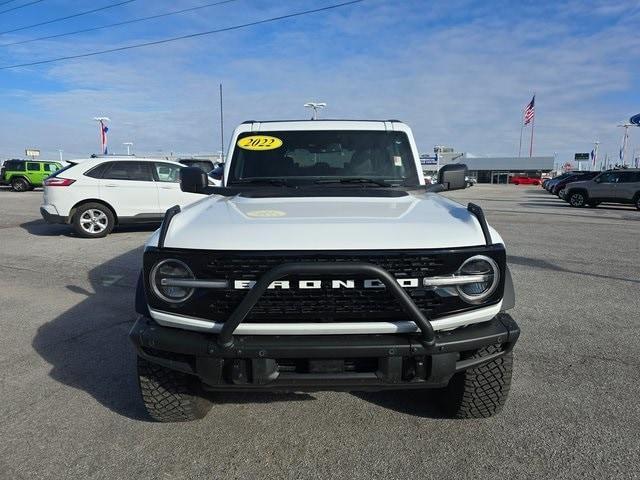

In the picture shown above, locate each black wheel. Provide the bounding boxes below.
[568,191,587,208]
[137,356,212,422]
[557,188,565,199]
[634,195,640,211]
[11,177,29,192]
[437,344,513,418]
[72,202,114,238]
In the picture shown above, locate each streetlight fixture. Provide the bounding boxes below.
[123,142,133,155]
[616,123,638,167]
[304,102,326,120]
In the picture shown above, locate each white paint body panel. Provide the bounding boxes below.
[158,191,494,250]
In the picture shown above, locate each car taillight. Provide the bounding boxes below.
[44,177,75,187]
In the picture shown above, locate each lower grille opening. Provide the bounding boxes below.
[276,358,379,374]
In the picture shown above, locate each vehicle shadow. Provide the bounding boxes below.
[520,198,636,211]
[21,219,161,237]
[523,188,550,195]
[352,390,446,419]
[32,247,150,420]
[32,247,313,422]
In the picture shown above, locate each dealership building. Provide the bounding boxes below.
[421,150,554,183]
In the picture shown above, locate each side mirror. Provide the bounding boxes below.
[180,166,208,194]
[438,163,468,191]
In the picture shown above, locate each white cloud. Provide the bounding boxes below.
[0,0,639,163]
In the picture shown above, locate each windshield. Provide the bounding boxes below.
[228,130,419,187]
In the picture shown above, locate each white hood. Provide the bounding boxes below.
[150,192,500,251]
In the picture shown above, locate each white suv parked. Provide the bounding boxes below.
[40,157,205,238]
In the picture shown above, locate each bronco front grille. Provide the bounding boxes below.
[144,247,506,323]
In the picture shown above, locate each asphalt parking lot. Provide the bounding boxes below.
[1,184,639,479]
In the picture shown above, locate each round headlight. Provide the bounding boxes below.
[456,255,499,304]
[150,259,195,303]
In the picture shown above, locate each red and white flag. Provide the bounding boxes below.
[523,95,535,125]
[100,120,109,155]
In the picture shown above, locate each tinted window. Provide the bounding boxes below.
[153,162,181,182]
[27,162,40,171]
[42,163,59,173]
[597,172,620,183]
[618,172,639,183]
[229,130,419,186]
[3,160,24,171]
[84,162,112,179]
[103,161,153,181]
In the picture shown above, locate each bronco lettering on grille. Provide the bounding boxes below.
[232,279,421,290]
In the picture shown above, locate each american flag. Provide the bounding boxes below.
[523,95,535,125]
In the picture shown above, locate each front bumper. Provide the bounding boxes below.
[40,205,69,224]
[129,314,520,392]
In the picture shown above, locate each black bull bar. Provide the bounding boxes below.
[216,262,437,349]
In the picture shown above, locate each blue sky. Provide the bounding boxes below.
[1,0,639,162]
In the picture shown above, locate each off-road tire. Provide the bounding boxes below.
[438,344,513,419]
[72,202,114,238]
[137,356,212,422]
[568,191,586,207]
[11,177,29,192]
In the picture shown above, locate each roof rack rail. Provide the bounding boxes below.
[467,203,491,245]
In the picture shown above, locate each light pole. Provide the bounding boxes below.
[592,140,599,170]
[123,142,133,155]
[304,102,326,120]
[616,123,640,167]
[58,149,63,161]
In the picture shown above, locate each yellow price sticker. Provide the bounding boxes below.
[237,135,283,151]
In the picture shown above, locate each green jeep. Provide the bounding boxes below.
[1,159,63,192]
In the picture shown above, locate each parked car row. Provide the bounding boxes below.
[542,169,640,210]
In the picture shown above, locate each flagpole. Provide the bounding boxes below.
[518,117,524,158]
[219,83,224,162]
[529,93,535,157]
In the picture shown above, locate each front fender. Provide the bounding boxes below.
[134,270,150,317]
[501,265,515,311]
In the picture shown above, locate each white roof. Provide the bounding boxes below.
[236,119,409,133]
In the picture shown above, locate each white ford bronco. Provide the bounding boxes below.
[130,120,519,422]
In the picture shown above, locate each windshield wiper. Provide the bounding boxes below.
[314,178,392,187]
[231,178,295,187]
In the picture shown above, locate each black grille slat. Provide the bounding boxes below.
[203,254,444,280]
